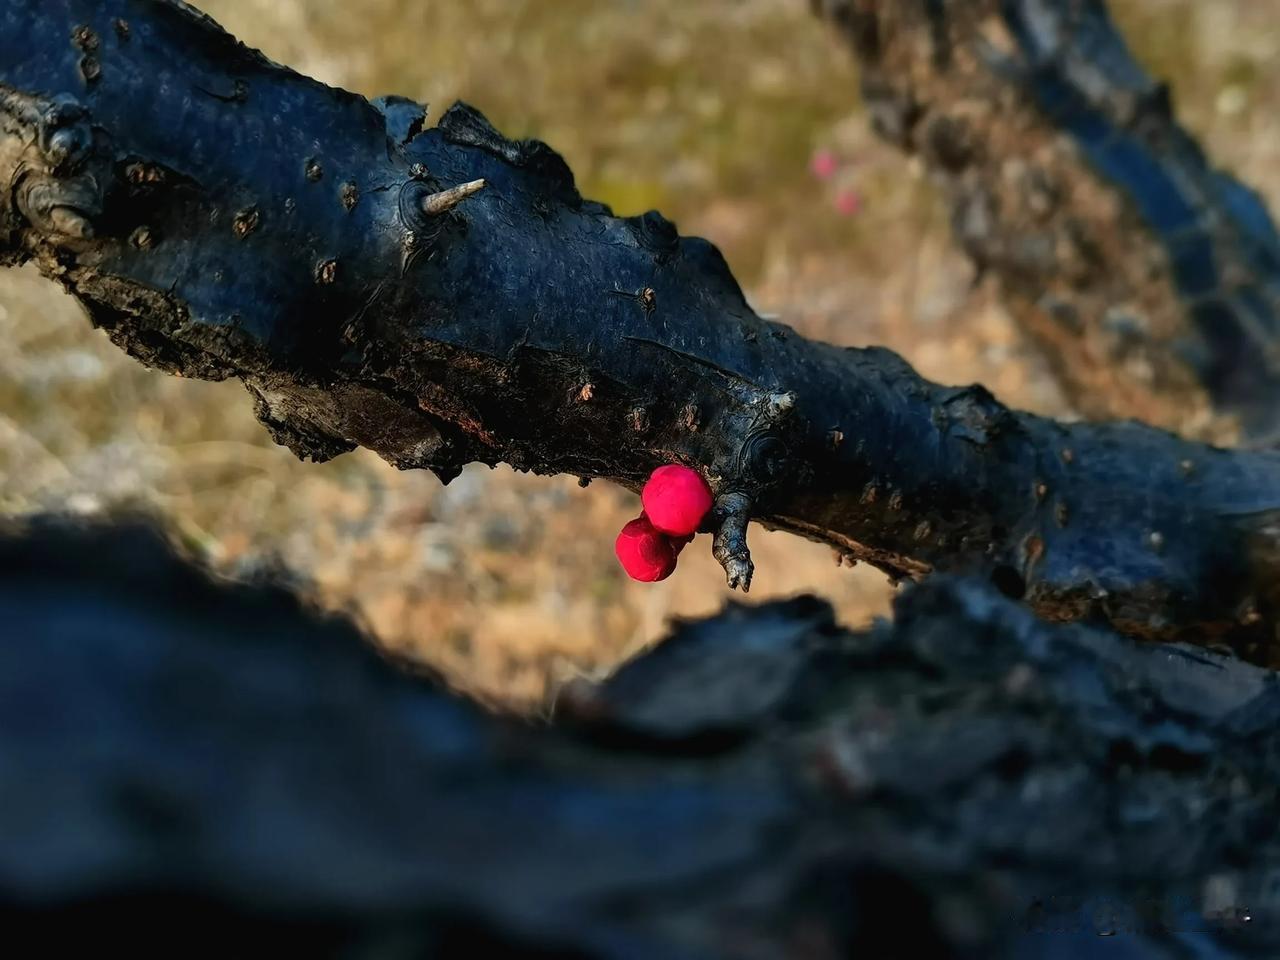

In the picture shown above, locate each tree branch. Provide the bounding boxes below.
[814,0,1280,445]
[6,517,1280,956]
[5,1,1280,656]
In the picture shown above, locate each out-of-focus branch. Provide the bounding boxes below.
[815,0,1280,445]
[4,518,1280,957]
[4,2,1280,656]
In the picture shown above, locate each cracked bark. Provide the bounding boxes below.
[5,517,1280,958]
[5,1,1280,658]
[814,0,1280,446]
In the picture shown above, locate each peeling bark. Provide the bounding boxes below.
[815,0,1280,445]
[4,1,1280,657]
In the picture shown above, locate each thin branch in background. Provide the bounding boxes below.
[814,0,1280,445]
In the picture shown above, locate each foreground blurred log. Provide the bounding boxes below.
[4,1,1280,655]
[2,516,1278,958]
[815,0,1280,445]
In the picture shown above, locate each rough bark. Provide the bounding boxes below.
[4,1,1280,658]
[814,0,1280,446]
[3,516,1279,958]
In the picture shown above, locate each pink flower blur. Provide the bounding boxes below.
[810,148,839,181]
[834,189,862,217]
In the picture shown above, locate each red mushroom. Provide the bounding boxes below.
[614,515,678,582]
[641,464,713,537]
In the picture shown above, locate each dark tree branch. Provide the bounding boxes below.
[5,1,1280,656]
[5,517,1280,957]
[814,0,1280,445]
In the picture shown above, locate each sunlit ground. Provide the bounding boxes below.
[2,0,1276,707]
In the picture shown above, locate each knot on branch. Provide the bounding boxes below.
[714,389,801,496]
[0,88,103,242]
[15,169,102,240]
[33,95,93,173]
[703,389,804,592]
[396,174,486,271]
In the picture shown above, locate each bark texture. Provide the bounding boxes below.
[4,1,1280,658]
[815,0,1280,445]
[3,516,1280,959]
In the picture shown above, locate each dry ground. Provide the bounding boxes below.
[2,0,1277,707]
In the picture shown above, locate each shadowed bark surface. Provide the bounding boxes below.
[2,516,1279,958]
[815,0,1280,445]
[4,1,1280,659]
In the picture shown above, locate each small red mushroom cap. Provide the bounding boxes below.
[641,465,713,537]
[614,515,678,582]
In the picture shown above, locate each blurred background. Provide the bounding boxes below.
[2,0,1277,708]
